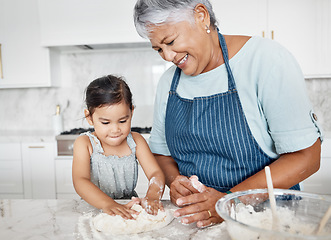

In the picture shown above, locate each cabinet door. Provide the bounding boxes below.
[268,0,321,76]
[38,0,145,46]
[55,158,75,193]
[0,0,53,88]
[211,0,266,37]
[136,164,149,198]
[0,143,23,194]
[136,164,170,200]
[320,0,331,76]
[22,142,56,199]
[301,139,331,195]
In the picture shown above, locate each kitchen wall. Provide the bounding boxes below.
[0,48,330,136]
[0,47,171,135]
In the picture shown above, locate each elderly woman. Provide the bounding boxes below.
[134,0,322,227]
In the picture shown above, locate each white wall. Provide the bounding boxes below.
[0,48,330,136]
[0,48,170,133]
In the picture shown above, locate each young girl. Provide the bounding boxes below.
[72,75,165,219]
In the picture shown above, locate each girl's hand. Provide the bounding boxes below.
[174,186,225,228]
[140,196,164,215]
[101,199,139,219]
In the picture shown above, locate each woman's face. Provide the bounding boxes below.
[148,20,214,76]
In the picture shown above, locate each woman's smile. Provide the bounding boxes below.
[177,54,188,68]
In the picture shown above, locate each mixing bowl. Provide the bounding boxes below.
[216,189,331,240]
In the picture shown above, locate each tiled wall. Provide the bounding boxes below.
[305,78,331,134]
[0,48,330,136]
[0,48,169,134]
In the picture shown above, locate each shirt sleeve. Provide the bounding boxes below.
[257,40,323,154]
[148,66,176,156]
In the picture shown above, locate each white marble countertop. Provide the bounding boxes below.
[0,199,231,240]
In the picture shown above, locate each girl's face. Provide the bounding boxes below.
[85,101,132,148]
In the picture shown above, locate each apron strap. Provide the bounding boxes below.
[217,29,236,90]
[169,67,181,92]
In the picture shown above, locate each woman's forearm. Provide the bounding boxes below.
[154,154,180,188]
[230,138,321,192]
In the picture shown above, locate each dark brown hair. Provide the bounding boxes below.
[85,75,133,117]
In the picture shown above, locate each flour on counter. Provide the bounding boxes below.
[92,204,174,235]
[76,201,231,240]
[228,204,331,239]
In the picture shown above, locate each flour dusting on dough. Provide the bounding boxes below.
[92,204,174,235]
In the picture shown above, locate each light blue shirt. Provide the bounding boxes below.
[149,36,322,158]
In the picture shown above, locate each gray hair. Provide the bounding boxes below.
[133,0,218,38]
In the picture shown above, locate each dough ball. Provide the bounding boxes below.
[92,204,174,235]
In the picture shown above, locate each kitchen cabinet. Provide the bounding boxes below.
[301,138,331,195]
[211,0,330,77]
[210,0,265,37]
[137,164,170,200]
[38,0,146,46]
[55,157,79,199]
[320,0,331,76]
[0,0,58,88]
[54,156,170,199]
[22,142,56,199]
[0,143,24,198]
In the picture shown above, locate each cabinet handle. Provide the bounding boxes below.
[0,44,3,79]
[262,31,265,38]
[28,146,45,148]
[271,30,274,40]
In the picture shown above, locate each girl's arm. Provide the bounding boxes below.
[72,135,137,219]
[132,132,166,215]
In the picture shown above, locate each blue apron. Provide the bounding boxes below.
[165,31,300,192]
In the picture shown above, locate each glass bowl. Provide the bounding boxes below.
[216,189,331,240]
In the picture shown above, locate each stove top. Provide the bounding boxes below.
[59,127,151,135]
[60,128,94,135]
[56,127,151,156]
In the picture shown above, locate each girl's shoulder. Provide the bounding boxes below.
[130,131,144,142]
[74,133,90,145]
[74,133,93,155]
[130,131,149,147]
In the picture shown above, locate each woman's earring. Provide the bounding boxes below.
[206,25,211,34]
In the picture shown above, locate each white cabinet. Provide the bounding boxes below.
[211,0,266,37]
[55,157,170,200]
[137,164,170,200]
[211,0,330,77]
[321,0,331,76]
[38,0,146,46]
[136,164,149,198]
[22,142,56,198]
[267,0,321,77]
[0,143,24,198]
[302,139,331,195]
[0,0,57,88]
[55,157,80,199]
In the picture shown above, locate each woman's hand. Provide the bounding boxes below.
[169,175,201,205]
[173,184,225,228]
[101,198,140,220]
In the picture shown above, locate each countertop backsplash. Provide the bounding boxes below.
[305,78,331,135]
[0,47,170,137]
[0,48,330,139]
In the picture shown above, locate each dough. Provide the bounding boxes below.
[92,204,174,235]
